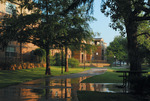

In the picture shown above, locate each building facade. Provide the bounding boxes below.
[73,38,107,63]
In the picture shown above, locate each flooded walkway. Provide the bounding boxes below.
[0,68,124,101]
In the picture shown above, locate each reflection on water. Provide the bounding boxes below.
[0,77,124,101]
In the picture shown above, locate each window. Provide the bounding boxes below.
[5,46,16,57]
[6,2,16,14]
[6,46,15,52]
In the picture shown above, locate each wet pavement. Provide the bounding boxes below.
[0,68,125,101]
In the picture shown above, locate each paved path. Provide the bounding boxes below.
[52,68,107,79]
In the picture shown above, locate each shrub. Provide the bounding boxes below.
[10,64,16,70]
[68,58,79,68]
[0,62,12,70]
[50,56,56,66]
[54,53,61,66]
[22,63,27,69]
[41,63,46,67]
[54,53,65,66]
[33,48,46,63]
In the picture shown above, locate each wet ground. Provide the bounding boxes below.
[0,68,125,101]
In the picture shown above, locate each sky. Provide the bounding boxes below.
[89,0,120,46]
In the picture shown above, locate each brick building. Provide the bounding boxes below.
[73,38,107,63]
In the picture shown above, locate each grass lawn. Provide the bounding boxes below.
[0,66,92,88]
[82,67,128,83]
[77,91,139,101]
[82,66,150,83]
[79,66,150,101]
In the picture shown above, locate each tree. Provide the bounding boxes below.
[107,36,128,66]
[29,0,95,75]
[0,0,37,62]
[137,21,150,64]
[106,50,114,67]
[29,0,64,75]
[33,48,46,63]
[56,6,96,72]
[54,53,61,66]
[100,0,150,73]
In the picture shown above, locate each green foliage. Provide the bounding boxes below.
[137,21,150,64]
[32,48,55,65]
[64,0,94,14]
[106,51,114,67]
[137,21,150,50]
[33,48,46,63]
[1,0,95,74]
[54,53,61,66]
[147,57,150,65]
[106,36,128,64]
[100,0,150,71]
[68,58,79,68]
[50,56,56,66]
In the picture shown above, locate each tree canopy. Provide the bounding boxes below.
[106,36,128,64]
[0,0,95,75]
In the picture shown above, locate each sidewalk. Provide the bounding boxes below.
[52,68,107,79]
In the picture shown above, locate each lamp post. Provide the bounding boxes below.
[96,52,98,67]
[114,56,116,66]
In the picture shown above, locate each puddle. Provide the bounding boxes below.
[0,77,125,101]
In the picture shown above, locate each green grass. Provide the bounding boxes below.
[82,67,128,83]
[82,65,150,83]
[77,91,139,101]
[79,66,150,101]
[82,71,123,83]
[0,66,92,88]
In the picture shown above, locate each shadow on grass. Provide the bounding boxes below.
[77,91,139,101]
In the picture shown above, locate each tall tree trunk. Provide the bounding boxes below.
[61,46,63,74]
[20,42,23,63]
[45,46,51,75]
[45,0,51,75]
[126,22,142,72]
[65,46,69,72]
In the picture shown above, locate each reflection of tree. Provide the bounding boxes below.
[31,89,44,95]
[61,79,63,99]
[71,83,80,101]
[45,78,50,99]
[86,83,90,91]
[65,79,67,100]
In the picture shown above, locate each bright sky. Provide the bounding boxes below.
[89,0,120,46]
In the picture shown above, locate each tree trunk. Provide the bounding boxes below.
[20,42,23,63]
[61,46,63,74]
[45,47,51,75]
[126,21,142,73]
[65,46,69,72]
